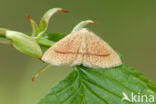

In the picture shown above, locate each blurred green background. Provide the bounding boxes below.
[0,0,156,104]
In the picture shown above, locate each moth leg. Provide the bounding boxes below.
[32,65,51,82]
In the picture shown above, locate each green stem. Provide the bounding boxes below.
[0,28,7,37]
[33,37,55,47]
[0,38,11,45]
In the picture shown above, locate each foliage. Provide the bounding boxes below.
[38,65,156,104]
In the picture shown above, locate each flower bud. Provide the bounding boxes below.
[0,28,42,58]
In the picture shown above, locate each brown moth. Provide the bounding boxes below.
[42,28,122,69]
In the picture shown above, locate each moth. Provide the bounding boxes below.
[42,28,122,69]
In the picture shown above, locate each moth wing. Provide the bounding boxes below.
[83,30,122,68]
[42,32,83,66]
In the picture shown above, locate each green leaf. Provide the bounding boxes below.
[38,65,156,104]
[26,8,68,38]
[38,8,68,37]
[45,32,67,42]
[71,20,96,32]
[27,15,40,36]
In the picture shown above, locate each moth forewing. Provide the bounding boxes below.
[42,28,122,68]
[42,31,83,65]
[83,30,122,68]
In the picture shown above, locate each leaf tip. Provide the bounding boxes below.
[91,22,97,24]
[32,77,35,82]
[59,9,69,13]
[27,15,32,22]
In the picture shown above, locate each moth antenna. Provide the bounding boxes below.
[32,65,51,82]
[72,20,96,32]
